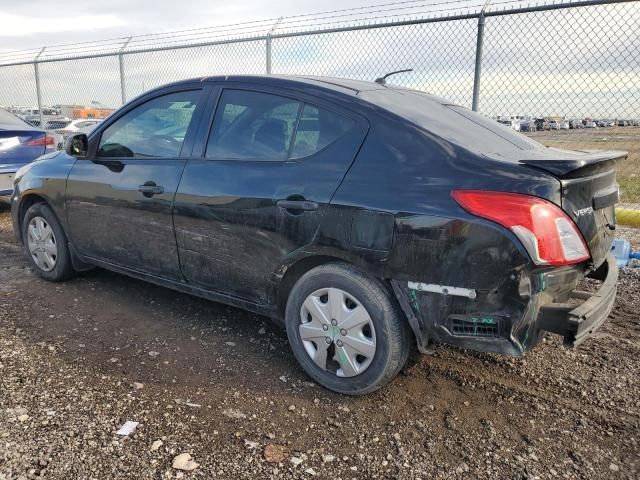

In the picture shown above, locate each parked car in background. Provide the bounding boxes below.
[0,108,56,196]
[519,119,534,132]
[56,119,102,135]
[560,121,570,129]
[496,119,521,132]
[24,114,66,128]
[9,75,624,394]
[42,119,72,149]
[44,118,72,130]
[22,116,69,149]
[534,118,548,131]
[55,119,103,148]
[569,119,583,129]
[617,120,628,127]
[548,120,560,130]
[585,121,597,128]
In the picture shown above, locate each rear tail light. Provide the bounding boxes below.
[452,190,590,266]
[24,134,56,151]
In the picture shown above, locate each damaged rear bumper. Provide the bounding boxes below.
[537,253,618,347]
[391,254,618,356]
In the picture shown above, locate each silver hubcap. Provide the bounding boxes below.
[27,216,57,272]
[299,287,376,378]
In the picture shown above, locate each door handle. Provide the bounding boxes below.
[277,199,318,212]
[138,182,164,197]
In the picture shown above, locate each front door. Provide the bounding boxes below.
[66,86,206,279]
[173,86,369,303]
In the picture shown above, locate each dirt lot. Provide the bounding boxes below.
[1,203,639,480]
[524,127,640,203]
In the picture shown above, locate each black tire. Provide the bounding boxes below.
[285,263,412,395]
[21,202,75,282]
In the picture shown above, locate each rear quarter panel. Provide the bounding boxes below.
[315,110,566,354]
[326,113,560,284]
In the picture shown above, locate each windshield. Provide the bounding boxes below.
[360,88,543,153]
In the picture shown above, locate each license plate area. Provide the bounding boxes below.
[0,173,14,190]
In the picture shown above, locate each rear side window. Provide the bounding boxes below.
[206,90,301,161]
[290,104,354,159]
[206,89,354,161]
[98,90,200,158]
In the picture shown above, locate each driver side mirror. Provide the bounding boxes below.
[65,133,88,158]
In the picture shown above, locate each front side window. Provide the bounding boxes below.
[98,90,200,158]
[206,90,301,161]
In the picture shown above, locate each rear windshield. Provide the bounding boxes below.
[360,89,543,152]
[0,108,29,128]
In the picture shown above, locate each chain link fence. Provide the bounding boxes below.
[0,0,638,127]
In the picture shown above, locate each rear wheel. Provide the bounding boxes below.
[285,263,411,395]
[22,202,75,282]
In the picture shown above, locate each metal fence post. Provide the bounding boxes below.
[266,36,272,74]
[266,17,282,75]
[472,1,491,112]
[119,37,132,105]
[34,47,46,127]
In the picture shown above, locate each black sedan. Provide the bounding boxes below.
[10,76,623,394]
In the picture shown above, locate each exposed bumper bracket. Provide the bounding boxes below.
[537,253,618,347]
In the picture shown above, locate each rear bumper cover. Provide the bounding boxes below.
[537,253,618,347]
[392,254,618,356]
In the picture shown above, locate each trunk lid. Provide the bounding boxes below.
[519,148,626,269]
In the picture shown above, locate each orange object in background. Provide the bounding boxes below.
[57,105,114,119]
[71,106,114,119]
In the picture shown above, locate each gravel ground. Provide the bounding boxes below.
[0,203,639,480]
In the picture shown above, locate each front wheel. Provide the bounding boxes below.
[21,202,75,282]
[285,263,412,395]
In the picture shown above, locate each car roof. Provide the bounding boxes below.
[199,74,387,95]
[144,75,451,116]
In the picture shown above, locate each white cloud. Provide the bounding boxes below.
[0,13,128,37]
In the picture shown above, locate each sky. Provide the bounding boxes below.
[0,0,380,51]
[0,0,638,119]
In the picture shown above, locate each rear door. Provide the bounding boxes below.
[65,85,207,279]
[173,85,369,303]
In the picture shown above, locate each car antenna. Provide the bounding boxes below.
[374,69,413,85]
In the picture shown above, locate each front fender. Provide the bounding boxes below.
[11,151,77,244]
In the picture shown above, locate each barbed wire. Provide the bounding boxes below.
[0,0,486,64]
[0,0,633,65]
